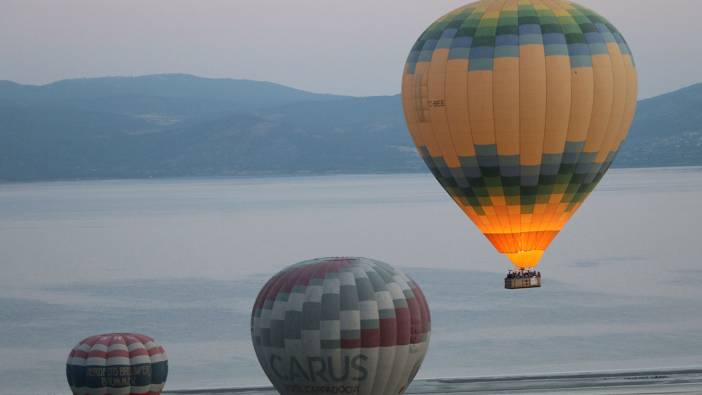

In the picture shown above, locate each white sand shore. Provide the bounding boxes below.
[164,368,702,394]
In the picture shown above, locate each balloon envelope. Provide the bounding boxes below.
[66,333,168,395]
[401,0,637,269]
[251,257,431,395]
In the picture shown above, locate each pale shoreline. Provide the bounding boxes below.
[1,165,701,186]
[164,368,702,394]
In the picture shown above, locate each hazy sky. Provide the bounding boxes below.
[0,0,700,98]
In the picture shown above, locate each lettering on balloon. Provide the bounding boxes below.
[427,99,446,108]
[84,365,152,386]
[269,354,368,385]
[285,384,361,394]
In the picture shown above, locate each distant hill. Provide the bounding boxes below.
[0,74,700,181]
[618,83,702,167]
[0,74,343,121]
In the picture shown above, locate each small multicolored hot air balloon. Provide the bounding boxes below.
[251,257,431,395]
[66,333,168,395]
[401,0,637,279]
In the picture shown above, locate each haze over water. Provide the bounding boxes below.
[1,168,701,394]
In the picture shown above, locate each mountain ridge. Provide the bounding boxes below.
[0,74,700,181]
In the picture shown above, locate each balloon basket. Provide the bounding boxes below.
[504,271,541,290]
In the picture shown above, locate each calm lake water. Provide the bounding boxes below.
[1,168,702,394]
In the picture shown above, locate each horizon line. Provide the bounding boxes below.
[2,72,698,101]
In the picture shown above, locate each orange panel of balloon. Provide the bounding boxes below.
[401,0,637,284]
[251,257,431,395]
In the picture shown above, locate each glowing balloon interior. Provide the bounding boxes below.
[401,0,637,269]
[251,257,431,395]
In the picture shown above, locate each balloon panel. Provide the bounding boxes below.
[66,333,168,395]
[251,257,431,395]
[402,0,637,269]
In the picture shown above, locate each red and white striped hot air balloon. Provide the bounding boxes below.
[66,333,168,395]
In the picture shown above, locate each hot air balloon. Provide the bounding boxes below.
[251,257,431,395]
[401,0,637,288]
[66,333,168,395]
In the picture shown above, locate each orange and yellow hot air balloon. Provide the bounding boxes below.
[401,0,637,274]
